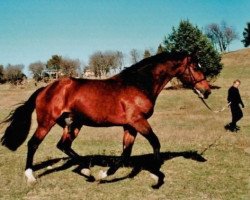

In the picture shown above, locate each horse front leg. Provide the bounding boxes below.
[131,118,165,188]
[98,125,137,180]
[132,118,161,162]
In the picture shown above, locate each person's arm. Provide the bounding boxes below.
[227,88,233,104]
[239,91,244,108]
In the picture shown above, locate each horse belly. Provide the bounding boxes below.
[73,96,126,127]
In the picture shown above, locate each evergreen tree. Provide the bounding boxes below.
[242,22,250,47]
[46,55,62,79]
[163,20,223,78]
[47,55,62,71]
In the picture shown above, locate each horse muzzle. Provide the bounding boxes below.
[194,88,211,99]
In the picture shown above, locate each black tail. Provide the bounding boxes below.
[1,87,45,151]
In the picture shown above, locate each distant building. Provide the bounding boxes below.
[83,69,95,77]
[41,69,63,79]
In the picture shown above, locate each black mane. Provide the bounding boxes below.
[117,51,188,98]
[119,51,187,76]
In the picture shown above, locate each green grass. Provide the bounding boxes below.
[0,51,250,199]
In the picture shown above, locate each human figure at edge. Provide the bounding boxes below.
[225,79,244,132]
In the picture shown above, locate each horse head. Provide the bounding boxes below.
[177,55,211,99]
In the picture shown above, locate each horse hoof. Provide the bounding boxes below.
[25,168,37,183]
[98,170,108,180]
[81,168,91,177]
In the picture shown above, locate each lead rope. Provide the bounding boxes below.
[193,87,231,156]
[194,87,231,113]
[200,98,231,113]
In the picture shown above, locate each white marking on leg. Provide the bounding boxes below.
[47,165,53,170]
[150,173,159,183]
[25,168,36,183]
[80,168,91,177]
[98,170,108,180]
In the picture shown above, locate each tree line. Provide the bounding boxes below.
[1,20,249,85]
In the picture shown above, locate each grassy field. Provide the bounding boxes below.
[0,49,250,200]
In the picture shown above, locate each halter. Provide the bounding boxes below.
[188,65,206,86]
[178,61,206,98]
[183,63,231,113]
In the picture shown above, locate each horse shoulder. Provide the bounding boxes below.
[119,87,154,122]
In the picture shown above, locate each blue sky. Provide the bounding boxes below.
[0,0,249,74]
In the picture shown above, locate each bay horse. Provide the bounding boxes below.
[1,52,211,183]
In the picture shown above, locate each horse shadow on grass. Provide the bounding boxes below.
[33,151,206,189]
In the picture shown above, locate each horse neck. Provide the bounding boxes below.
[152,75,172,99]
[151,64,178,100]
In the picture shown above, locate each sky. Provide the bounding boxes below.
[0,0,249,75]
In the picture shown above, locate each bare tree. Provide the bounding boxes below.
[205,21,238,52]
[4,64,26,84]
[222,22,238,51]
[157,44,164,54]
[114,51,124,72]
[60,58,80,77]
[89,51,124,77]
[29,61,45,81]
[89,51,105,77]
[143,49,151,58]
[130,49,141,64]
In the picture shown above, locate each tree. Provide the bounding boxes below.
[46,55,81,78]
[157,44,164,54]
[88,51,123,77]
[29,61,45,81]
[60,58,80,77]
[205,21,238,52]
[130,49,141,64]
[164,20,223,78]
[4,64,26,84]
[0,65,4,83]
[242,22,250,47]
[46,55,62,70]
[143,50,151,58]
[46,55,62,79]
[115,51,124,72]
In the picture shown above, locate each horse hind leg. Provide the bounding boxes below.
[56,115,93,179]
[56,113,82,158]
[25,122,55,183]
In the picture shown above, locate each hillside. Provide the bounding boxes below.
[221,48,250,67]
